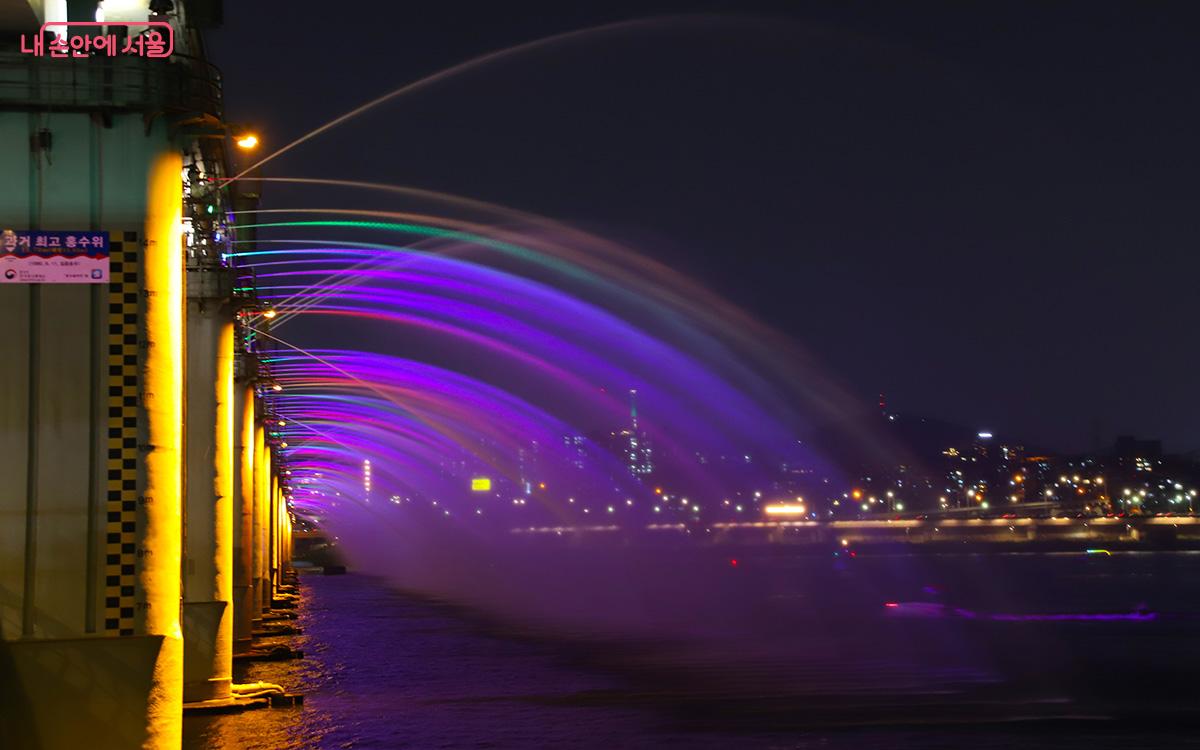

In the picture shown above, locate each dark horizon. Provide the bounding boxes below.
[210,1,1200,454]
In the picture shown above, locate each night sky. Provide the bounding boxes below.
[208,1,1200,454]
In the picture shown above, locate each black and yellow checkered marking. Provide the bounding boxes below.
[104,231,140,636]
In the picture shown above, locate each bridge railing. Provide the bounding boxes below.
[0,49,222,120]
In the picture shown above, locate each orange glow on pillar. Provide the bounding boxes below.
[142,149,185,746]
[213,318,235,674]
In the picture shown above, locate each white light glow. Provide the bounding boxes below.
[763,503,807,516]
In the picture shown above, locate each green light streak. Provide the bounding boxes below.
[238,219,543,266]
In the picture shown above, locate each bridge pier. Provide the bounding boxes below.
[253,421,271,618]
[0,128,188,747]
[0,9,293,745]
[233,380,257,654]
[181,270,237,704]
[139,152,188,745]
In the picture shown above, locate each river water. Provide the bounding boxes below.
[184,550,1200,749]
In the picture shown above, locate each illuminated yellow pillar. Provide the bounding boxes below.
[282,511,292,575]
[252,421,266,620]
[267,473,274,595]
[287,512,294,573]
[271,476,280,593]
[282,494,291,575]
[182,309,235,703]
[260,442,272,610]
[232,381,255,652]
[141,150,185,748]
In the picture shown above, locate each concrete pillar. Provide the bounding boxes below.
[232,381,255,652]
[282,492,291,575]
[260,426,273,611]
[181,298,235,703]
[0,111,185,749]
[139,149,187,748]
[251,422,266,622]
[270,473,280,595]
[260,445,273,609]
[282,510,291,574]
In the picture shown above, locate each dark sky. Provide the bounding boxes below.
[208,1,1200,454]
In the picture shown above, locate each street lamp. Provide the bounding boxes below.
[234,133,259,150]
[239,306,276,321]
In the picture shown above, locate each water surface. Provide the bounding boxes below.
[184,551,1200,748]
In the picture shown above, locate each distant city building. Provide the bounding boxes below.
[821,408,1200,520]
[562,434,587,471]
[517,440,541,495]
[622,389,653,476]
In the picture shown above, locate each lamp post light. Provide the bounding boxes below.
[234,133,259,150]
